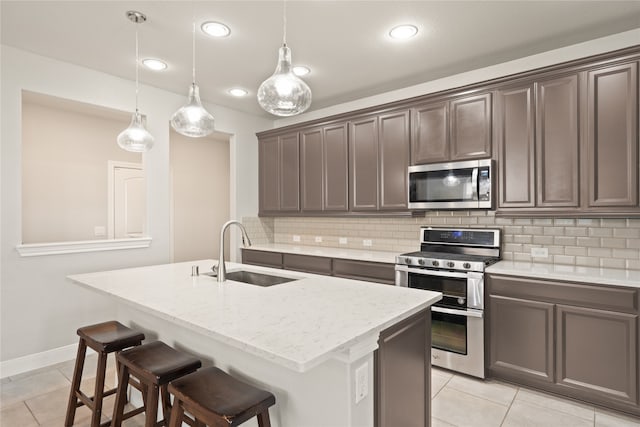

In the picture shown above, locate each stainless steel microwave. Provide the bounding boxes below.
[408,159,493,210]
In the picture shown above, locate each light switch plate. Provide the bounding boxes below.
[355,362,368,403]
[315,236,323,243]
[362,239,372,247]
[339,237,348,245]
[292,235,301,242]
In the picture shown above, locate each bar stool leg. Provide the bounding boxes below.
[257,411,272,427]
[64,339,87,427]
[168,401,184,427]
[160,384,172,424]
[111,363,130,427]
[145,383,160,427]
[90,351,108,427]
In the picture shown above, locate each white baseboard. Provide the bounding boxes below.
[0,343,95,378]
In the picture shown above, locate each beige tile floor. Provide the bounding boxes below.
[1,357,640,426]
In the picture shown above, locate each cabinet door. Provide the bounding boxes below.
[376,310,430,427]
[537,74,580,208]
[378,110,410,210]
[300,128,324,211]
[241,249,283,269]
[259,136,280,213]
[450,93,492,160]
[556,305,637,406]
[323,123,349,211]
[586,62,638,208]
[496,85,535,208]
[411,102,448,164]
[489,295,554,384]
[349,116,379,211]
[279,132,300,211]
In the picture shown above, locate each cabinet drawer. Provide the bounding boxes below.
[241,249,283,269]
[283,253,332,275]
[488,274,638,314]
[333,259,395,285]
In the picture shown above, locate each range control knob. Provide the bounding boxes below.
[463,262,472,269]
[432,260,439,267]
[447,261,455,268]
[404,257,412,264]
[418,259,426,266]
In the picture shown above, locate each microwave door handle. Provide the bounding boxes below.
[472,167,479,201]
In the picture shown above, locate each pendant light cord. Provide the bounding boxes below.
[135,23,140,113]
[192,21,196,84]
[282,0,287,46]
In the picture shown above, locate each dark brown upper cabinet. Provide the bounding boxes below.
[536,74,580,208]
[300,123,348,212]
[450,92,492,160]
[258,132,300,214]
[349,110,410,211]
[496,83,536,209]
[411,101,448,164]
[586,61,638,210]
[411,93,492,165]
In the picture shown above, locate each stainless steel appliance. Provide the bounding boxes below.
[395,227,501,378]
[408,159,493,210]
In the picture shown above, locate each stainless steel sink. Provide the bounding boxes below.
[214,270,297,287]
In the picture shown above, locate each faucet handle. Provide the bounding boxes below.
[211,263,219,276]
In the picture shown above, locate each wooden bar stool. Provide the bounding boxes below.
[167,366,276,427]
[65,321,145,427]
[111,341,202,427]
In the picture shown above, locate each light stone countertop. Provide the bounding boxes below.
[68,261,440,372]
[486,260,640,288]
[245,243,403,264]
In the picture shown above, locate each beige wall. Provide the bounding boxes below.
[171,130,230,262]
[243,215,640,270]
[21,92,141,243]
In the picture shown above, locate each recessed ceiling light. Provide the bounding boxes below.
[389,24,418,40]
[201,21,231,38]
[228,88,248,97]
[292,66,311,76]
[142,58,167,71]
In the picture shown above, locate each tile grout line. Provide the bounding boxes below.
[21,400,40,426]
[499,386,520,426]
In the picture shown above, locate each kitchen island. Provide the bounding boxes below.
[68,260,441,427]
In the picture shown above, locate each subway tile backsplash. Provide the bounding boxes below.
[242,212,640,270]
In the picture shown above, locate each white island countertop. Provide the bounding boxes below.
[68,261,440,372]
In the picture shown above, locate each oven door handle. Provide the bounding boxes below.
[395,264,469,279]
[432,306,483,318]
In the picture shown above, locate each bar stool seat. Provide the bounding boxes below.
[65,321,145,427]
[168,366,276,427]
[112,341,202,427]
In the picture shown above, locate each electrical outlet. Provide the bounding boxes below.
[362,239,373,247]
[531,247,549,258]
[339,237,348,245]
[94,226,106,237]
[292,235,301,242]
[315,236,323,243]
[355,363,368,403]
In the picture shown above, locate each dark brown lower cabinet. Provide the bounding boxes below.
[489,295,554,384]
[487,274,640,417]
[375,309,431,427]
[242,249,395,285]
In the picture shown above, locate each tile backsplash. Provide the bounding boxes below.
[243,212,640,270]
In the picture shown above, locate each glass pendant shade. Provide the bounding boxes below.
[257,45,312,117]
[170,83,215,137]
[117,110,154,152]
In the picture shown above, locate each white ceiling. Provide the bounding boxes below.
[2,1,640,119]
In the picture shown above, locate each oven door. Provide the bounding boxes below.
[431,306,485,378]
[395,265,484,310]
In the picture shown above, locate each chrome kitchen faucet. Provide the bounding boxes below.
[216,220,252,282]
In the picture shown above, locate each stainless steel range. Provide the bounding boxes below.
[395,227,501,378]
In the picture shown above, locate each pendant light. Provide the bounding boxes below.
[117,11,154,153]
[170,20,215,137]
[257,1,311,117]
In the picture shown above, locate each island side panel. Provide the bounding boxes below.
[116,303,374,427]
[375,309,431,427]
